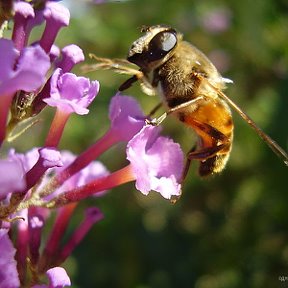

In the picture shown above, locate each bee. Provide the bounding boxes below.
[86,25,288,179]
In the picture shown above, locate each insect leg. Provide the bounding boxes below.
[181,145,196,183]
[119,75,139,91]
[147,96,205,126]
[188,144,228,160]
[168,96,204,114]
[148,102,163,117]
[187,119,231,158]
[186,120,232,176]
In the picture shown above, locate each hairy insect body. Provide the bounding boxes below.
[89,25,288,178]
[147,40,233,176]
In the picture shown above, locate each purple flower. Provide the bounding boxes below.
[38,147,63,168]
[49,123,184,205]
[12,147,62,171]
[12,2,35,50]
[0,40,50,95]
[28,214,44,267]
[46,150,109,200]
[46,267,71,288]
[44,95,184,205]
[24,147,63,191]
[8,148,39,173]
[127,125,184,199]
[49,44,61,63]
[7,148,108,201]
[32,267,71,288]
[38,205,103,275]
[0,229,20,288]
[36,94,144,199]
[40,94,145,198]
[77,160,110,188]
[57,207,103,264]
[0,0,111,286]
[44,68,99,115]
[0,158,26,200]
[31,45,84,116]
[40,2,70,53]
[109,93,146,141]
[0,40,49,143]
[45,267,71,288]
[56,45,85,72]
[13,2,35,18]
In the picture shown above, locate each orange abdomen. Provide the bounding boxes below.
[180,98,234,176]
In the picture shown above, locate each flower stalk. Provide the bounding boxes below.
[0,1,184,287]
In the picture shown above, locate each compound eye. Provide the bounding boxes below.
[148,31,177,61]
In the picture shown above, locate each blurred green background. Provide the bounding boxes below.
[13,0,288,287]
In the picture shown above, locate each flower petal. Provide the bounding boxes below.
[39,147,63,168]
[109,94,145,141]
[127,125,184,199]
[46,267,71,288]
[44,68,99,115]
[0,39,19,83]
[0,159,26,200]
[0,229,20,288]
[0,41,50,95]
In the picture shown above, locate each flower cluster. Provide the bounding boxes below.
[0,1,184,287]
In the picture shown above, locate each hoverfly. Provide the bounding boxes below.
[84,25,288,179]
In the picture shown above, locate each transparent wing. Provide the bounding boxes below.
[202,76,288,166]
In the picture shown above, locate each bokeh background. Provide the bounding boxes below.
[12,0,288,287]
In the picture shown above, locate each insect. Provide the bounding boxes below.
[85,25,288,179]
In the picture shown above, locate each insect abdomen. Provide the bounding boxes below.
[180,99,234,176]
[199,150,231,176]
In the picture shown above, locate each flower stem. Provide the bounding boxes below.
[45,109,70,147]
[16,219,29,286]
[52,164,135,206]
[12,15,27,50]
[38,203,77,273]
[57,207,103,265]
[39,128,121,198]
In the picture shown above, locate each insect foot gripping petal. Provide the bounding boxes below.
[145,112,168,126]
